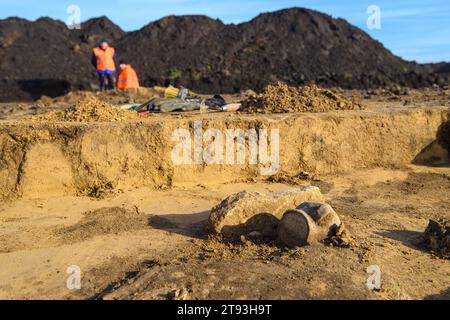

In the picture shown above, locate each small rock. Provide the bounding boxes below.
[328,223,354,248]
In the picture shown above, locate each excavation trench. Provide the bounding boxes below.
[0,107,448,201]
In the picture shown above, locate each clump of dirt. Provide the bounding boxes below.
[243,82,365,113]
[423,219,449,259]
[31,96,139,122]
[326,224,355,248]
[55,207,149,243]
[83,181,118,199]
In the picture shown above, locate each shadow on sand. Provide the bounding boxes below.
[148,210,210,239]
[424,287,450,300]
[376,229,428,253]
[414,119,450,167]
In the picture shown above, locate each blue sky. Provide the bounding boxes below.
[0,0,449,63]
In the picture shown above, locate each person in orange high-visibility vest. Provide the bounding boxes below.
[91,38,118,91]
[117,61,140,90]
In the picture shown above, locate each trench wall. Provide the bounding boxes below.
[0,108,448,200]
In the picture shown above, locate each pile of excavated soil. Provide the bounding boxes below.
[243,82,365,113]
[31,96,138,122]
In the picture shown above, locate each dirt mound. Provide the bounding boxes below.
[39,87,161,106]
[1,8,449,101]
[119,9,449,93]
[244,82,365,113]
[31,96,138,122]
[56,207,149,243]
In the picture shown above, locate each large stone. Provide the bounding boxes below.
[278,202,342,248]
[208,187,323,240]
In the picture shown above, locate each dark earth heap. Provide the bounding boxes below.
[0,8,449,101]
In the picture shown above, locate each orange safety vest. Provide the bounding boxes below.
[93,47,116,71]
[118,65,140,89]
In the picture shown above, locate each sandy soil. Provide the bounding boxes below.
[0,89,448,300]
[0,166,448,300]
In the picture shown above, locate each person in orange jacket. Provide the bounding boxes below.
[91,38,117,91]
[117,60,140,90]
